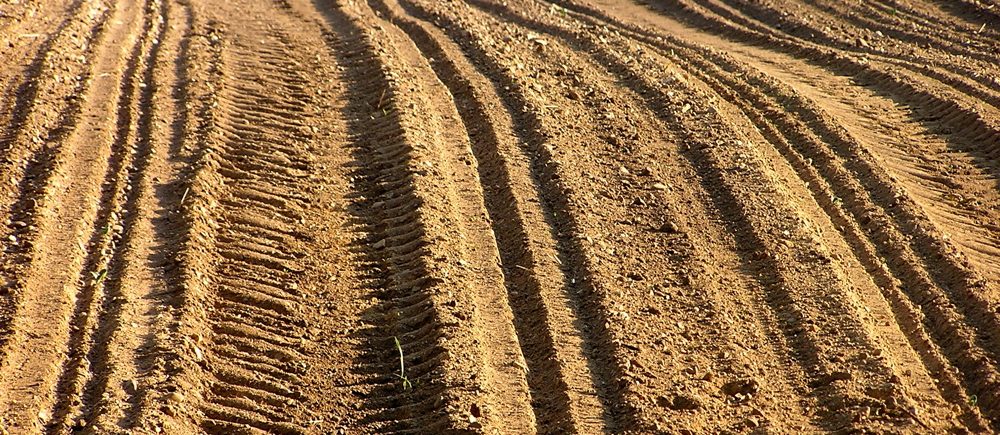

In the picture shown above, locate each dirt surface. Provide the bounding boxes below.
[0,0,998,432]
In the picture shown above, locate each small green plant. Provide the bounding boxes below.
[91,269,108,285]
[393,336,413,391]
[970,394,978,406]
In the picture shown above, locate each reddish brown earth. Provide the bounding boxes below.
[0,0,998,433]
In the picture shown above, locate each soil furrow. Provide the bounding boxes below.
[552,0,1000,430]
[2,0,1000,431]
[576,0,992,430]
[314,1,539,432]
[0,0,152,429]
[47,0,171,431]
[391,0,844,431]
[368,0,616,432]
[643,0,1000,139]
[0,0,114,351]
[444,0,989,430]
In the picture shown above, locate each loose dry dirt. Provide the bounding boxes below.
[0,0,998,433]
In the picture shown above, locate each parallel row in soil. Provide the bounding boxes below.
[0,0,997,432]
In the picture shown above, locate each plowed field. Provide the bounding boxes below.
[0,0,998,432]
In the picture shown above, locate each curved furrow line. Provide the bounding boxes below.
[934,0,1000,26]
[488,0,912,427]
[458,0,984,430]
[369,0,615,432]
[661,52,993,428]
[541,0,1000,428]
[317,1,547,432]
[616,0,1000,408]
[870,0,1000,41]
[646,0,1000,136]
[781,0,999,68]
[632,0,1000,249]
[393,0,879,432]
[554,0,1000,282]
[641,24,995,430]
[865,0,1000,48]
[682,0,1000,108]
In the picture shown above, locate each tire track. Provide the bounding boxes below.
[1,0,999,431]
[367,0,611,431]
[326,1,542,432]
[193,25,317,435]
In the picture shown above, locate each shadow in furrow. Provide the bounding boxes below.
[367,0,608,432]
[452,0,887,429]
[312,3,472,432]
[47,0,159,429]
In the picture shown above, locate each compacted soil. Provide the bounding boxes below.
[0,0,999,433]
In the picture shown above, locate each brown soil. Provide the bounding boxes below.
[0,0,998,433]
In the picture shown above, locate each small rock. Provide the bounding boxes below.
[722,378,760,399]
[658,221,680,233]
[672,394,702,410]
[810,371,852,387]
[659,393,702,410]
[652,182,667,190]
[167,392,185,403]
[468,403,482,427]
[124,379,138,394]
